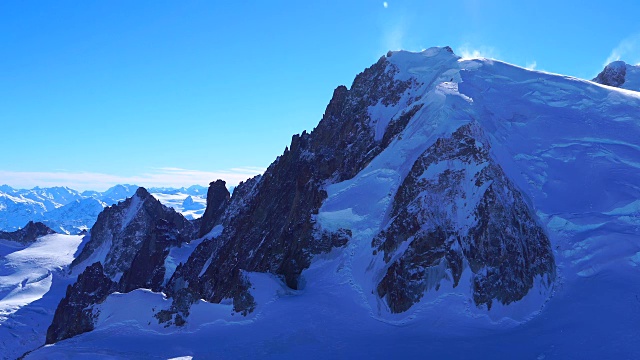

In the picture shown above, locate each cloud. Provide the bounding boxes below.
[383,2,388,8]
[456,44,498,60]
[605,34,640,65]
[526,61,537,70]
[381,19,425,53]
[382,22,405,51]
[0,167,265,192]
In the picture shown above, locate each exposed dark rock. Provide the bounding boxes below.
[593,61,627,88]
[0,221,56,244]
[118,218,174,292]
[45,262,116,344]
[47,187,197,344]
[71,187,196,279]
[374,123,555,313]
[164,55,415,317]
[380,103,424,148]
[198,180,231,237]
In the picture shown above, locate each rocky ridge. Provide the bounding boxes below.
[47,187,197,342]
[594,60,640,91]
[0,221,56,245]
[45,47,561,344]
[373,123,555,312]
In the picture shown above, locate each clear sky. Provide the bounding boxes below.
[1,0,639,190]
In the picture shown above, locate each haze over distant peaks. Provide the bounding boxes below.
[0,184,210,234]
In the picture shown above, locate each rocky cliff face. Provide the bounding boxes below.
[373,123,555,312]
[71,187,196,279]
[46,262,116,344]
[160,54,416,317]
[48,187,197,339]
[0,221,56,244]
[198,180,230,237]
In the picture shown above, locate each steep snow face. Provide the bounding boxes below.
[625,63,640,91]
[314,48,640,323]
[594,60,640,92]
[457,58,640,278]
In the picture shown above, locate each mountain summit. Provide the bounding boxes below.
[8,47,640,358]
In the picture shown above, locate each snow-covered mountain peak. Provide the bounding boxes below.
[7,48,640,358]
[385,46,461,80]
[70,187,196,279]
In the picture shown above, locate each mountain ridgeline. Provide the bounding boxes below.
[0,221,56,245]
[45,47,570,343]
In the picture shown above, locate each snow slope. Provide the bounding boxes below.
[0,234,82,359]
[23,267,640,359]
[0,235,82,320]
[16,48,640,358]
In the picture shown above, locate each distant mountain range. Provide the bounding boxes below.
[0,184,209,234]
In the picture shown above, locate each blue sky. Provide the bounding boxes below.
[1,0,639,190]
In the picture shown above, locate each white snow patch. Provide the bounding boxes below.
[0,234,82,321]
[120,194,142,231]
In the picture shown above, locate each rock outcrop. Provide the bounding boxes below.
[71,187,196,279]
[161,54,416,318]
[198,180,230,237]
[46,262,117,344]
[0,221,56,244]
[373,123,555,312]
[594,61,627,88]
[48,187,197,337]
[593,61,640,92]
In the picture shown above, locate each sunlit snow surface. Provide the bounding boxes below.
[0,235,82,321]
[0,235,82,359]
[14,49,640,358]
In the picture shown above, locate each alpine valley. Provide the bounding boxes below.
[2,47,640,359]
